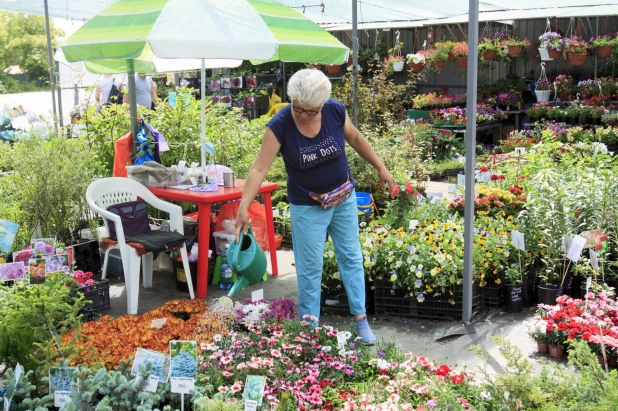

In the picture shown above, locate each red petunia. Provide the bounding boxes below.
[391,184,401,198]
[436,364,450,376]
[405,181,413,195]
[490,174,506,181]
[450,374,465,384]
[479,167,489,172]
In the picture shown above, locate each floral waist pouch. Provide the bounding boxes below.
[294,176,354,210]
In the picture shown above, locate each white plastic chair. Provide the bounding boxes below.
[85,177,195,314]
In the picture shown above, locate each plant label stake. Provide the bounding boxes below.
[590,250,599,271]
[566,235,586,263]
[245,400,258,411]
[251,288,264,302]
[3,363,23,411]
[584,277,592,311]
[511,231,525,251]
[409,220,419,231]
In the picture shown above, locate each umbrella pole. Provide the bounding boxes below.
[201,59,207,183]
[127,62,139,151]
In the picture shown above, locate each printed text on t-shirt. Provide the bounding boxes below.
[298,136,343,169]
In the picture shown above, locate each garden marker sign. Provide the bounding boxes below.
[566,235,586,263]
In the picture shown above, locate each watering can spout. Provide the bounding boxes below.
[227,276,250,297]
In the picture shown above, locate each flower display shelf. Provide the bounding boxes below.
[321,279,374,316]
[407,109,432,120]
[74,279,111,312]
[373,279,481,320]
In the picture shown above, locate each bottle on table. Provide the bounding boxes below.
[219,244,234,291]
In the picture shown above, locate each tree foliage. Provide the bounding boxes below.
[0,11,63,82]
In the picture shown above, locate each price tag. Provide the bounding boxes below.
[457,156,466,164]
[511,231,525,251]
[567,235,586,263]
[457,174,466,186]
[245,400,258,411]
[272,208,279,218]
[409,220,419,231]
[514,147,526,155]
[54,391,72,407]
[171,377,195,394]
[590,250,599,270]
[251,289,264,302]
[562,236,573,253]
[150,318,168,329]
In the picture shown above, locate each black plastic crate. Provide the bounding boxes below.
[76,280,111,312]
[79,308,97,323]
[321,280,374,316]
[482,282,504,309]
[374,279,481,320]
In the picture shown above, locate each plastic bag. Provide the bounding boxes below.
[214,200,269,251]
[133,123,156,166]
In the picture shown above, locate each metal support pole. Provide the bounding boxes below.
[43,0,58,133]
[462,0,479,323]
[282,61,287,100]
[594,17,599,79]
[127,63,139,151]
[352,0,359,127]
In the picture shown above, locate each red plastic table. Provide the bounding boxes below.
[149,180,279,298]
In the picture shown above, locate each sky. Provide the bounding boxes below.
[53,17,83,40]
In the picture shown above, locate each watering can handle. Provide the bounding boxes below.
[233,224,253,271]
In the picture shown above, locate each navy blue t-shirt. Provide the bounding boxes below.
[267,98,353,206]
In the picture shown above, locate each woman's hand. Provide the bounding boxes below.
[378,166,397,197]
[235,207,250,243]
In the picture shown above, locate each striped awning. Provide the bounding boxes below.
[61,0,348,65]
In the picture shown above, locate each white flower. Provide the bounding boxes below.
[321,346,332,352]
[406,53,425,64]
[480,391,492,400]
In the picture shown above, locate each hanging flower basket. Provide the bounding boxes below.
[507,45,522,57]
[548,49,563,59]
[596,45,614,58]
[567,53,586,65]
[433,60,446,70]
[482,50,497,60]
[392,61,404,72]
[457,58,468,68]
[448,52,456,61]
[408,62,425,72]
[535,90,551,103]
[327,64,341,74]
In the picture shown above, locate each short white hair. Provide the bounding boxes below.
[287,69,332,108]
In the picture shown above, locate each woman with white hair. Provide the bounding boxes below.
[235,69,395,345]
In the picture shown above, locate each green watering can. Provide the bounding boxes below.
[227,225,267,297]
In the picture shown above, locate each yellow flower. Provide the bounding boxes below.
[486,252,493,258]
[495,278,502,285]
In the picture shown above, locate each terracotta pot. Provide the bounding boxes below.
[314,64,322,70]
[559,92,571,101]
[537,341,549,354]
[433,59,446,70]
[548,49,563,59]
[326,65,341,74]
[507,45,522,57]
[347,56,353,65]
[457,58,468,68]
[567,53,587,66]
[482,49,497,60]
[407,61,425,73]
[448,52,456,61]
[549,345,564,359]
[580,91,591,100]
[597,45,614,59]
[598,355,609,368]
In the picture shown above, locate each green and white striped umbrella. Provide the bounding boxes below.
[61,0,348,65]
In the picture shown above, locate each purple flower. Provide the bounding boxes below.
[378,350,385,357]
[348,342,356,349]
[44,245,54,255]
[427,399,438,409]
[34,241,46,252]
